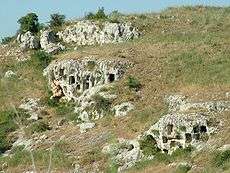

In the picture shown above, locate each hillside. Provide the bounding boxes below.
[0,6,230,173]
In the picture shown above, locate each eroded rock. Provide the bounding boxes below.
[17,31,40,50]
[57,21,140,45]
[40,30,65,54]
[102,139,142,172]
[19,98,42,121]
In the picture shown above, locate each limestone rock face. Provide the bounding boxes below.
[44,58,132,124]
[40,30,65,54]
[44,58,131,101]
[144,113,214,154]
[57,21,140,45]
[4,70,16,78]
[17,31,40,50]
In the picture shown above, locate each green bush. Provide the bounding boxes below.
[50,13,66,27]
[32,50,52,68]
[214,150,230,167]
[92,94,111,112]
[86,7,108,20]
[139,135,160,156]
[127,76,141,91]
[1,36,14,44]
[18,13,40,33]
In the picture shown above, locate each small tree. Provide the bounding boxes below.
[86,7,108,20]
[18,13,39,33]
[49,13,66,27]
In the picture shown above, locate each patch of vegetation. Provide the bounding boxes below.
[92,94,112,112]
[26,121,51,135]
[139,135,160,156]
[166,50,230,85]
[85,7,108,20]
[0,145,73,170]
[87,61,96,71]
[127,76,141,91]
[171,146,193,160]
[49,13,66,28]
[175,164,191,173]
[1,36,15,45]
[213,150,230,168]
[32,50,53,68]
[80,148,107,166]
[0,109,29,154]
[18,13,40,33]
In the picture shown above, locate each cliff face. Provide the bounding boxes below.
[44,58,131,101]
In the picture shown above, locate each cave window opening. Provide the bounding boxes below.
[60,69,64,76]
[69,76,75,85]
[76,84,81,90]
[185,133,192,143]
[162,136,168,143]
[108,74,115,82]
[193,125,200,133]
[200,126,207,133]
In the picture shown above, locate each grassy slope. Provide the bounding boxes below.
[0,6,230,173]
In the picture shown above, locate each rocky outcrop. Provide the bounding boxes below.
[44,58,132,124]
[40,30,65,54]
[17,31,40,50]
[113,102,134,117]
[102,139,142,172]
[166,94,230,113]
[19,98,42,121]
[57,21,140,46]
[143,113,215,154]
[44,58,131,101]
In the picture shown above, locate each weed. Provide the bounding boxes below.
[127,76,141,91]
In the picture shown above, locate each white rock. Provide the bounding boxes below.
[40,30,65,54]
[57,21,140,46]
[17,31,40,50]
[4,70,16,78]
[78,122,95,133]
[113,102,134,117]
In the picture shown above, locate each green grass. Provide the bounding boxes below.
[165,50,230,85]
[0,144,74,171]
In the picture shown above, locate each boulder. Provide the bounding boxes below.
[17,31,40,50]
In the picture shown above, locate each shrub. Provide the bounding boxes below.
[127,76,141,91]
[50,13,66,28]
[92,94,111,112]
[32,50,52,68]
[86,7,108,20]
[1,36,14,44]
[214,150,230,167]
[139,135,160,156]
[18,13,40,33]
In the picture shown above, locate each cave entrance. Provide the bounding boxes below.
[60,68,64,76]
[69,76,75,85]
[185,133,192,143]
[200,126,207,133]
[108,74,115,82]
